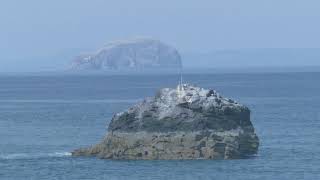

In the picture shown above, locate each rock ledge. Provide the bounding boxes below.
[72,84,259,160]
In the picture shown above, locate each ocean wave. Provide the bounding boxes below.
[0,152,71,160]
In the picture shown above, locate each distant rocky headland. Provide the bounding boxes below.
[71,38,182,70]
[72,84,259,160]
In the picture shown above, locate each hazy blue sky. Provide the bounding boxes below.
[1,0,320,71]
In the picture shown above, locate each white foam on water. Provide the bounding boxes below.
[0,99,141,103]
[48,152,72,157]
[0,152,71,160]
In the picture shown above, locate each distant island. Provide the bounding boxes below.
[71,38,182,71]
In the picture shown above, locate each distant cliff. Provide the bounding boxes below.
[71,38,182,70]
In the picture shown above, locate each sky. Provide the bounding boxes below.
[1,0,320,71]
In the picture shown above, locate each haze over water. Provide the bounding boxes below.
[2,0,320,72]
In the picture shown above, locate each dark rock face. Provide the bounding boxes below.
[71,38,182,70]
[72,84,259,160]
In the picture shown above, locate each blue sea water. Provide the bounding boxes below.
[0,72,319,180]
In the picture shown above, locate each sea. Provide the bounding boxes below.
[0,72,319,180]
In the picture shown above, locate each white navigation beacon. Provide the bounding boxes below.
[177,67,184,98]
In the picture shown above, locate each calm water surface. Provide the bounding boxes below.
[0,72,319,180]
